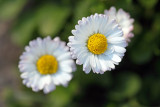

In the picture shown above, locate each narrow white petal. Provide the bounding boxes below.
[113,46,126,53]
[110,54,122,62]
[83,54,92,74]
[43,82,55,94]
[108,37,125,44]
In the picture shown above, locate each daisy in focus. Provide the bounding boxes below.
[19,37,76,94]
[68,13,127,74]
[104,6,134,42]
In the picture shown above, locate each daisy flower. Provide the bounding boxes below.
[68,13,127,74]
[19,36,76,94]
[104,6,134,42]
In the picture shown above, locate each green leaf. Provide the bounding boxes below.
[150,80,160,100]
[121,99,142,107]
[133,22,142,35]
[60,22,74,41]
[11,13,37,46]
[47,86,73,107]
[36,4,71,36]
[129,43,153,64]
[0,0,27,20]
[129,32,154,64]
[109,72,141,101]
[138,0,158,9]
[74,65,112,88]
[90,1,105,14]
[73,0,94,23]
[120,73,141,97]
[152,14,160,35]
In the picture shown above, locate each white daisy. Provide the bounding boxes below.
[68,13,127,74]
[19,36,76,94]
[104,6,134,42]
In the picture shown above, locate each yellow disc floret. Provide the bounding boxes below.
[87,33,108,55]
[37,55,58,75]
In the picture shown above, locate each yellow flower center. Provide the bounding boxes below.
[37,55,58,75]
[87,33,108,55]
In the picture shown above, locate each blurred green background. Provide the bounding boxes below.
[0,0,160,107]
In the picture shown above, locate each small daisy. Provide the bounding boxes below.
[68,13,127,74]
[19,36,76,94]
[104,6,134,42]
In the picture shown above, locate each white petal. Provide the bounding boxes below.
[102,55,115,69]
[103,45,114,55]
[113,46,126,53]
[98,55,108,72]
[108,37,125,44]
[94,55,102,74]
[109,54,121,62]
[43,82,55,94]
[83,54,92,74]
[57,52,71,61]
[90,54,96,71]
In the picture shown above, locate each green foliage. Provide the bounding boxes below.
[36,4,71,36]
[108,73,141,102]
[0,0,27,20]
[138,0,158,9]
[11,12,37,46]
[129,41,153,64]
[1,0,160,106]
[46,81,78,107]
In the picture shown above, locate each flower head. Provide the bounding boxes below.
[19,37,76,94]
[104,6,134,42]
[68,13,127,74]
